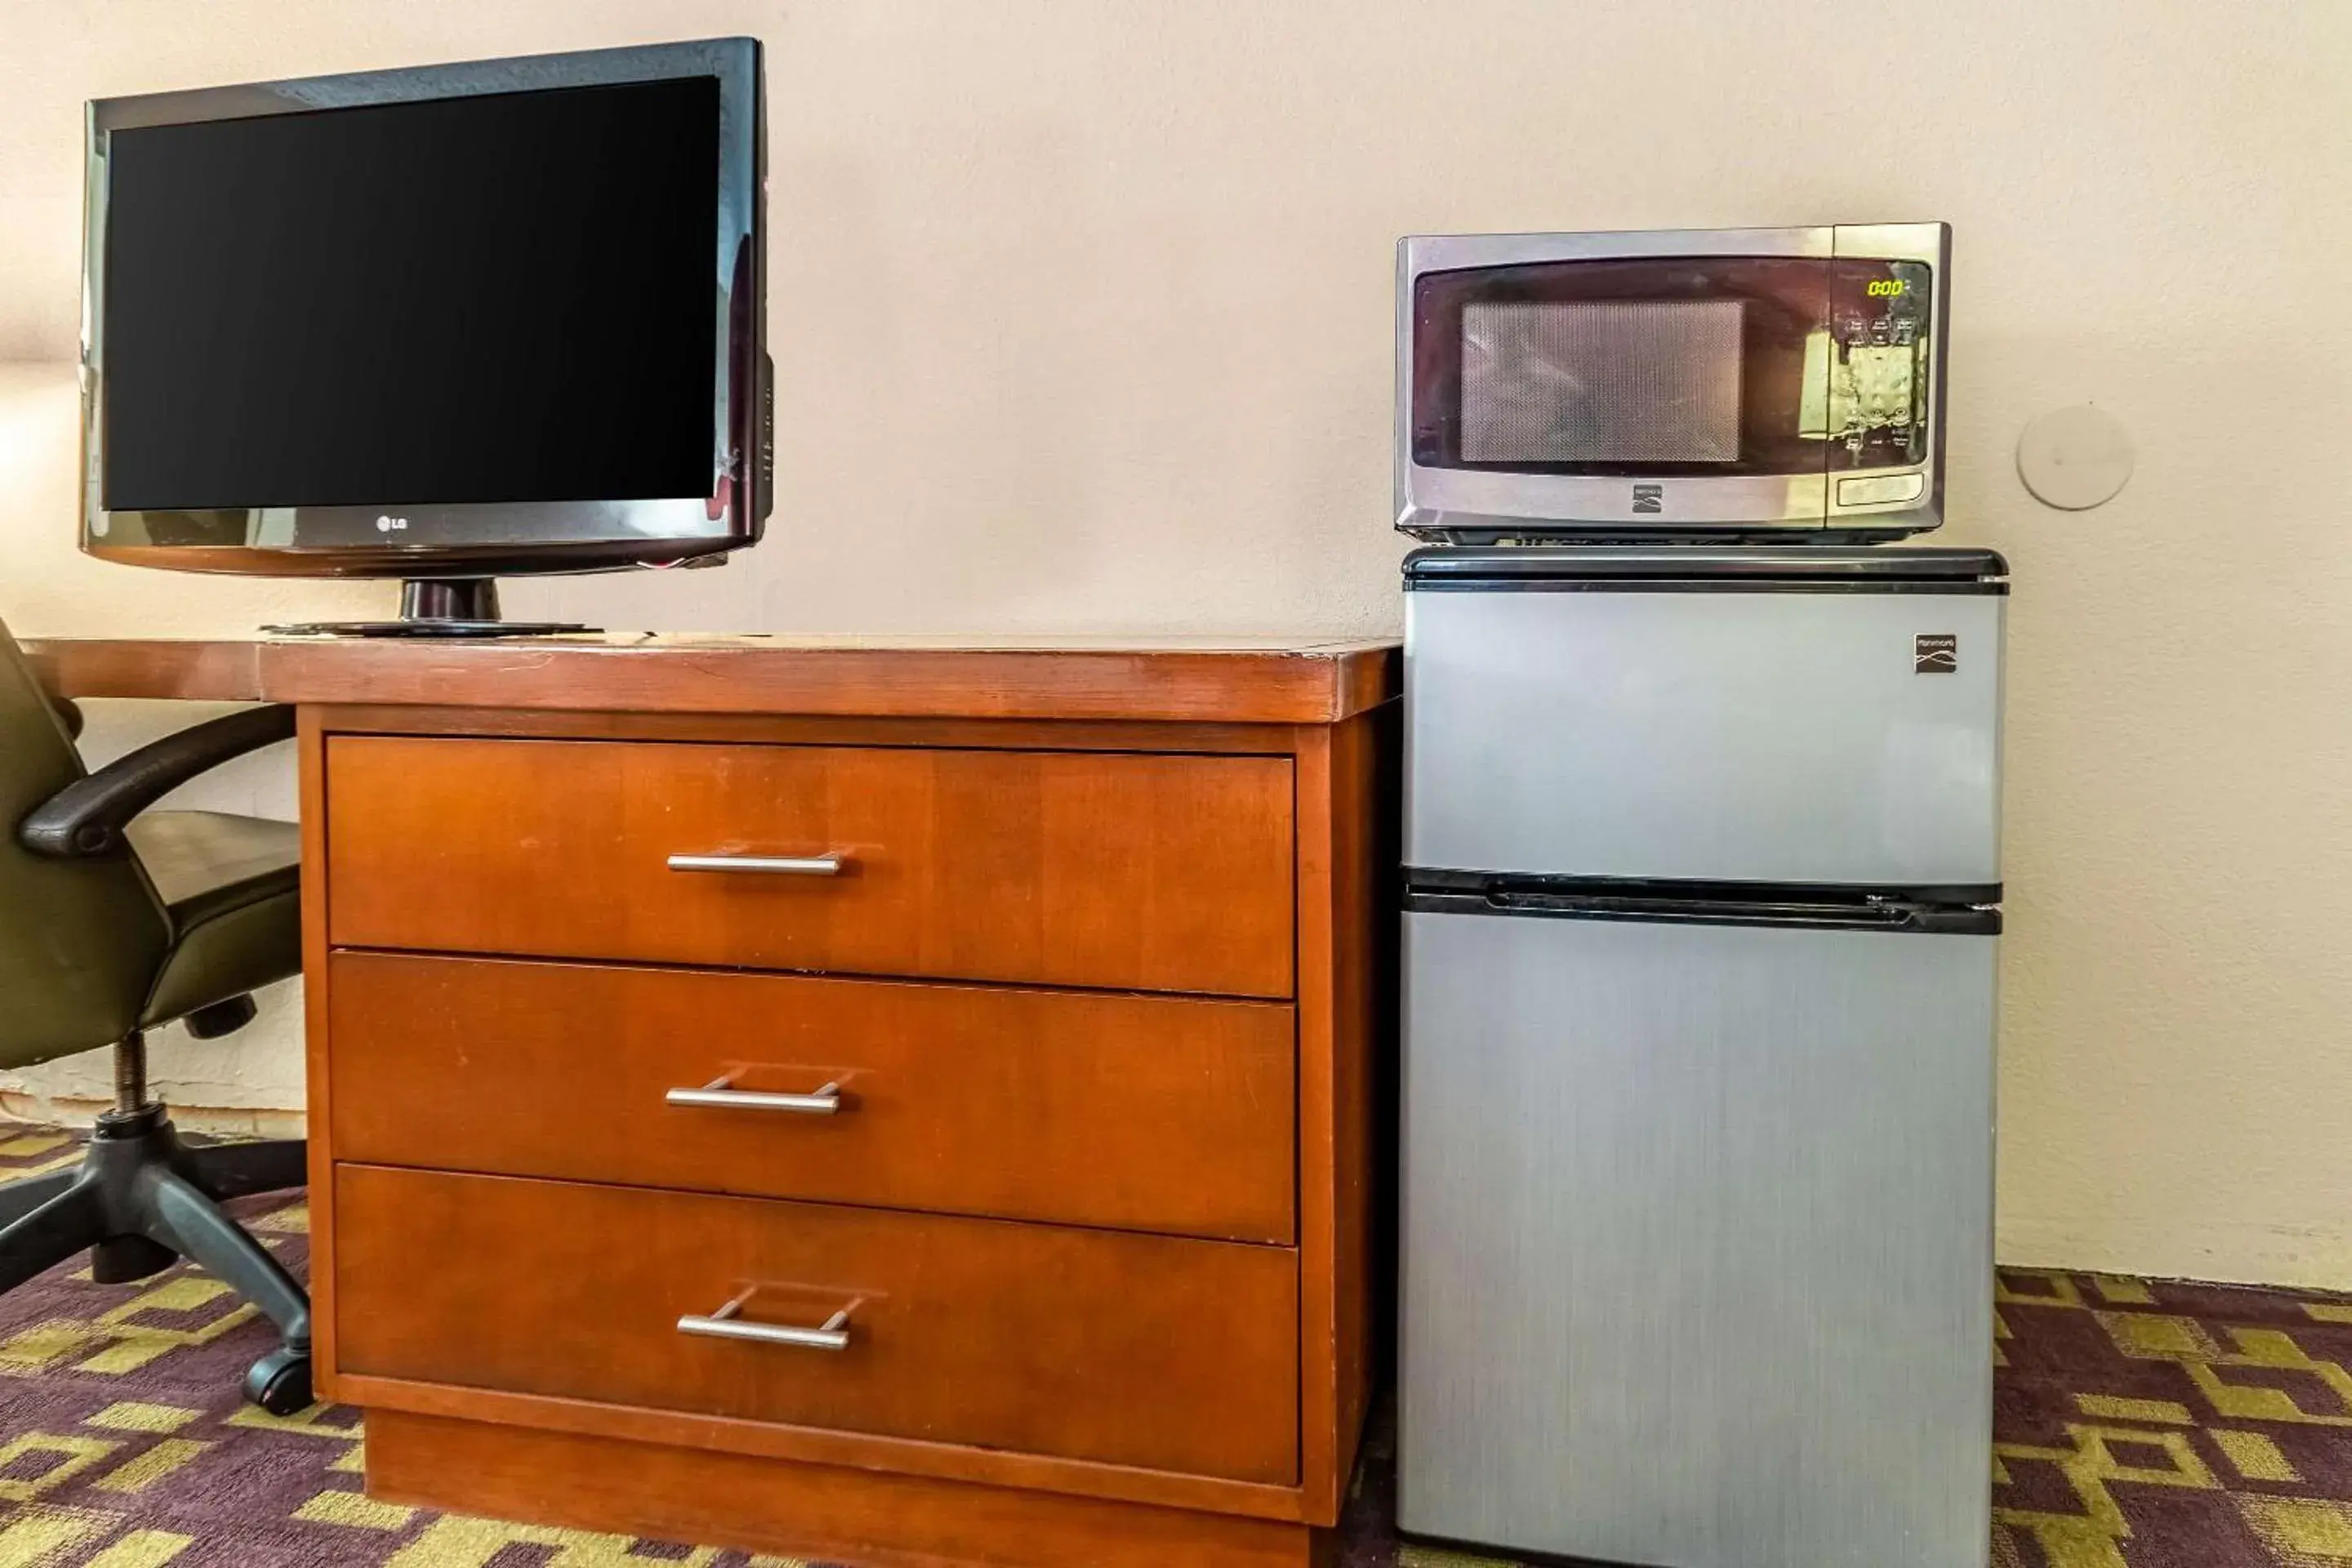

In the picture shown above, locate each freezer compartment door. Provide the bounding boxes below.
[1405,585,2002,887]
[1399,908,1994,1568]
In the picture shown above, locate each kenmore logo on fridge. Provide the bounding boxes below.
[1915,634,1958,673]
[1632,484,1664,514]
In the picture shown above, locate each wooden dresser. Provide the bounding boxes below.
[33,634,1398,1568]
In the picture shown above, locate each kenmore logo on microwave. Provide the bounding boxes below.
[1632,484,1664,514]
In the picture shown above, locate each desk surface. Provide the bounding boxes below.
[25,633,1399,724]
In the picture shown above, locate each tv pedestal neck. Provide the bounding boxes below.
[263,579,595,639]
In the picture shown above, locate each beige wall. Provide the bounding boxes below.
[2,1,2349,1286]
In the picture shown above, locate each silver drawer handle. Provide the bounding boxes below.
[666,1078,842,1116]
[666,852,844,875]
[678,1289,852,1351]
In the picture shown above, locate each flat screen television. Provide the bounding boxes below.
[79,38,767,635]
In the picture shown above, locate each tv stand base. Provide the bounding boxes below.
[263,578,596,639]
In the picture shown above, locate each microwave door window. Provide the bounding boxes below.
[1459,299,1746,465]
[1411,256,1837,479]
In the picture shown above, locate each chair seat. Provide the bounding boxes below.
[125,812,301,1028]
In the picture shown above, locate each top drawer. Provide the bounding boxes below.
[325,737,1296,998]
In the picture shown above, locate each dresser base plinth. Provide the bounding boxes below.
[364,1411,1332,1568]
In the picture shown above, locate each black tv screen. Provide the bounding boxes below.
[106,80,715,510]
[83,40,764,577]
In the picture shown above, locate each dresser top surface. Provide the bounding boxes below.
[26,633,1400,724]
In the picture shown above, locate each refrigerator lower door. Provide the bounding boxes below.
[1405,575,2002,889]
[1400,906,1993,1568]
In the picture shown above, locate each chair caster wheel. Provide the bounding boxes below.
[243,1348,313,1416]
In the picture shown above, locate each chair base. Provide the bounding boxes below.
[0,1105,312,1414]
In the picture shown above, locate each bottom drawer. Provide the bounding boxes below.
[334,1166,1301,1486]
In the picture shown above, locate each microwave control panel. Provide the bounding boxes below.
[1826,261,1935,467]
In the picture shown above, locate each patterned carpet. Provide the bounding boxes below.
[5,1125,2352,1566]
[1992,1269,2352,1567]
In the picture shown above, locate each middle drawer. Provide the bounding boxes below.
[328,953,1298,1243]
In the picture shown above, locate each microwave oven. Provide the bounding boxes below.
[1396,223,1949,541]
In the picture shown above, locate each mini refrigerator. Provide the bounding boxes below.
[1398,546,2004,1568]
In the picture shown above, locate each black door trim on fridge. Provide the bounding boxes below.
[1403,871,2002,935]
[1405,887,2002,936]
[1406,579,2009,595]
[1403,544,2008,592]
[1406,867,2002,906]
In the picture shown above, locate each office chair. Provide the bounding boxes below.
[0,617,311,1414]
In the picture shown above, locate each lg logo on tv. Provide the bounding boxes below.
[374,514,409,532]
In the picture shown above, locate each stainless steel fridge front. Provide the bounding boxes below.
[1399,546,2005,1568]
[1405,548,2002,889]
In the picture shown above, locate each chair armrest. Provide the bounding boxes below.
[19,705,296,858]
